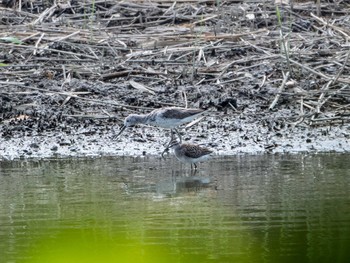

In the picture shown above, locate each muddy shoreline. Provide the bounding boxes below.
[1,1,350,160]
[1,82,349,160]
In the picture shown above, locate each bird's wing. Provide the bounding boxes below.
[161,108,204,119]
[183,144,212,158]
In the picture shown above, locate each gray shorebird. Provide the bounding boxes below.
[114,107,206,145]
[169,141,213,170]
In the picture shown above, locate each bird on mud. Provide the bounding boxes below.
[114,107,207,150]
[169,141,213,170]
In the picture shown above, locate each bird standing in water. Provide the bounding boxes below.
[169,141,213,170]
[114,107,206,147]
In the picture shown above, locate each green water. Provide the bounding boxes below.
[0,154,350,263]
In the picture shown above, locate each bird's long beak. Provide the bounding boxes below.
[113,125,126,139]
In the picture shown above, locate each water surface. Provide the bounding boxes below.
[1,154,350,263]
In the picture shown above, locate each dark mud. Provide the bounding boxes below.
[1,1,349,160]
[1,77,348,160]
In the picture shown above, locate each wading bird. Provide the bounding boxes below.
[115,107,206,148]
[169,141,213,170]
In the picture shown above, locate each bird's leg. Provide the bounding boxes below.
[161,147,169,159]
[173,128,182,143]
[191,169,197,176]
[190,163,198,170]
[163,129,175,148]
[161,129,174,159]
[169,129,176,144]
[162,129,182,159]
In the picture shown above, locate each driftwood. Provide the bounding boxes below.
[0,0,350,127]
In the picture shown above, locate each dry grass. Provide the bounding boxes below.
[1,0,350,126]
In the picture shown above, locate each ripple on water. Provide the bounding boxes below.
[0,154,350,262]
